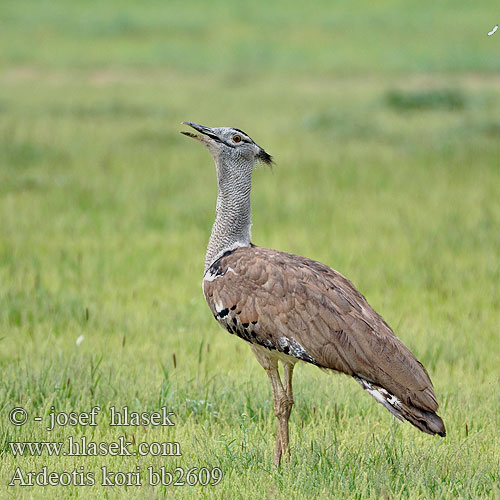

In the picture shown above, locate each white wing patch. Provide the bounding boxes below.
[355,377,404,422]
[203,265,237,284]
[277,336,318,364]
[202,265,238,298]
[203,268,219,283]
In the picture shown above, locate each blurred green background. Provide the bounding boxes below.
[1,0,499,498]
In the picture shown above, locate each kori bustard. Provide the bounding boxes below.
[181,121,445,466]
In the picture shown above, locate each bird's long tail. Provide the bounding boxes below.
[354,376,446,437]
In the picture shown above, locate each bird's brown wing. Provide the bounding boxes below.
[203,245,438,413]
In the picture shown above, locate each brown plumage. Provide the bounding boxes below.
[204,246,445,437]
[181,121,445,467]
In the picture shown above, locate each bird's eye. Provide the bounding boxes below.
[232,134,242,143]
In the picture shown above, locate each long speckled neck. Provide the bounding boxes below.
[204,156,253,273]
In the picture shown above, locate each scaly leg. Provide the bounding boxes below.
[280,361,295,462]
[269,368,290,466]
[251,346,295,466]
[283,362,295,404]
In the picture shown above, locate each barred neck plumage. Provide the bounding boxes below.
[204,156,253,273]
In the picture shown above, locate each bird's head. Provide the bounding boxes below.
[181,122,273,168]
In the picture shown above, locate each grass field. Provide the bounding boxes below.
[1,0,499,498]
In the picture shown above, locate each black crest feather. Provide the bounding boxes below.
[257,148,273,165]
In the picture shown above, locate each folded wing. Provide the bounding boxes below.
[203,246,440,416]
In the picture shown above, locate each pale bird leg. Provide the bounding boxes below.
[266,366,291,467]
[283,362,295,402]
[281,362,295,462]
[250,347,294,466]
[273,425,282,465]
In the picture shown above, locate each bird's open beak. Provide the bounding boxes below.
[180,122,219,144]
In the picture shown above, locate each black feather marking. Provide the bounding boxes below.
[257,148,273,165]
[206,249,235,278]
[232,128,249,138]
